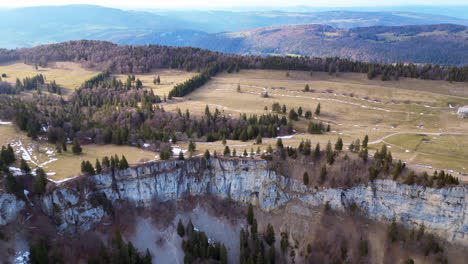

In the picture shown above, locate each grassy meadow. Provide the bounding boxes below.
[0,63,467,180]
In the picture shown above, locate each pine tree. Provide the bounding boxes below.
[276,138,283,149]
[72,138,82,154]
[34,167,48,195]
[335,137,343,151]
[320,166,327,184]
[188,141,196,154]
[266,223,275,246]
[102,156,110,168]
[247,204,254,225]
[304,84,310,92]
[243,149,248,157]
[119,155,129,170]
[314,143,321,159]
[223,146,230,156]
[326,141,335,165]
[95,159,102,174]
[177,219,185,237]
[256,134,262,144]
[303,172,309,185]
[204,149,211,159]
[20,158,31,174]
[315,103,321,115]
[178,151,185,160]
[362,135,369,149]
[220,245,227,264]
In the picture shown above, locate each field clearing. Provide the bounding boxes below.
[0,61,99,95]
[166,69,468,178]
[0,123,157,181]
[113,69,197,97]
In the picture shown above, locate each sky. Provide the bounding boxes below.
[0,0,466,9]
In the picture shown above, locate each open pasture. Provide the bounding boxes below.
[0,123,157,181]
[0,61,99,95]
[113,69,197,97]
[166,69,468,177]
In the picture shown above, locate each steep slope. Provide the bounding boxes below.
[1,158,463,245]
[188,24,468,65]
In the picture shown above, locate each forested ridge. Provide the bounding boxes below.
[0,40,466,83]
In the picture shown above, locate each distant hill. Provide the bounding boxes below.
[151,9,468,32]
[1,4,468,50]
[184,24,468,65]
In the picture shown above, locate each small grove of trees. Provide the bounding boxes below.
[271,102,313,120]
[307,121,328,134]
[87,229,152,264]
[178,219,228,264]
[81,155,129,175]
[241,204,276,264]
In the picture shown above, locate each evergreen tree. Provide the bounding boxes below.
[304,84,310,92]
[297,107,303,117]
[102,156,110,168]
[326,141,335,165]
[303,172,309,185]
[20,158,31,174]
[34,167,48,195]
[204,149,211,159]
[315,103,321,115]
[119,155,129,170]
[188,141,196,154]
[276,138,283,149]
[247,203,254,225]
[223,146,231,156]
[95,159,102,174]
[335,137,343,151]
[72,138,82,154]
[178,151,185,160]
[319,166,327,184]
[265,223,275,246]
[256,134,262,144]
[362,135,369,149]
[177,219,185,237]
[314,143,321,159]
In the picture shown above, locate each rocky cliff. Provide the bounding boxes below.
[0,192,24,226]
[2,158,467,245]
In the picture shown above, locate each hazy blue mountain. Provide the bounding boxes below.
[183,24,468,65]
[1,4,467,49]
[150,10,468,32]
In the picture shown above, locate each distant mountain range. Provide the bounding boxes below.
[182,24,468,65]
[0,5,467,65]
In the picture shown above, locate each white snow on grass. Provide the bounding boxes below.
[0,120,12,125]
[172,146,187,156]
[276,135,293,139]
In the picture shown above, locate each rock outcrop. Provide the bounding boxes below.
[0,192,24,226]
[3,158,467,245]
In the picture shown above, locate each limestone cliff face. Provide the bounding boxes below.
[4,158,467,245]
[0,192,24,226]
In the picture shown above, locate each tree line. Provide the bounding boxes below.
[0,40,465,83]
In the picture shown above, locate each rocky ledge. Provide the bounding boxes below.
[1,158,466,245]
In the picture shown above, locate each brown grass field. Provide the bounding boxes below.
[166,70,468,179]
[0,63,467,180]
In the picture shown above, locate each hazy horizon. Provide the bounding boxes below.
[0,0,467,9]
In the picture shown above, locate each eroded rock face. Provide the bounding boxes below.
[0,192,24,226]
[4,158,467,245]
